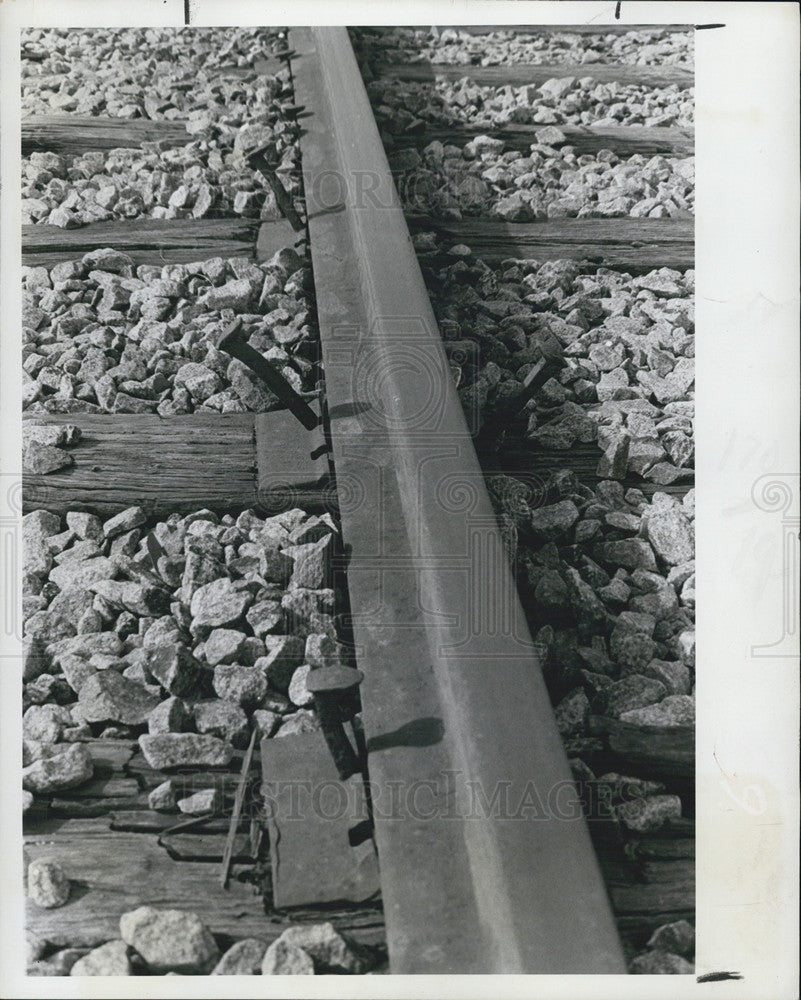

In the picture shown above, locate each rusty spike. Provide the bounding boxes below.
[306,666,364,781]
[209,319,319,431]
[246,143,304,232]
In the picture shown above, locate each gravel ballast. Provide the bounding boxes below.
[22,143,298,228]
[396,138,693,221]
[22,28,303,228]
[22,27,316,417]
[22,505,345,758]
[22,503,377,974]
[417,237,696,838]
[419,244,694,485]
[368,75,693,132]
[356,25,693,131]
[22,27,289,115]
[488,470,696,721]
[22,247,316,414]
[354,26,693,69]
[491,468,696,972]
[26,899,367,975]
[361,28,693,224]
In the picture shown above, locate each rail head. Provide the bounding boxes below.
[290,26,626,975]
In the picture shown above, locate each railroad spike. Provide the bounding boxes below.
[209,318,319,431]
[306,665,364,781]
[245,144,305,232]
[306,665,364,697]
[492,332,566,421]
[246,139,279,167]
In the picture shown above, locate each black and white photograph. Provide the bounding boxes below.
[0,2,797,995]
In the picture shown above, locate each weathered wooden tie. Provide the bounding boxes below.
[409,215,694,271]
[589,716,695,780]
[22,217,302,268]
[22,413,329,517]
[381,60,693,89]
[23,741,386,951]
[22,115,191,154]
[476,443,693,499]
[23,218,258,267]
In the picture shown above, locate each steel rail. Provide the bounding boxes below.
[290,26,626,974]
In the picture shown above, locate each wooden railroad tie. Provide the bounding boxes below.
[380,61,694,90]
[409,215,694,272]
[24,116,693,160]
[22,412,330,517]
[389,123,693,158]
[22,216,301,268]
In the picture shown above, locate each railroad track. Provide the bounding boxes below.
[21,24,694,976]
